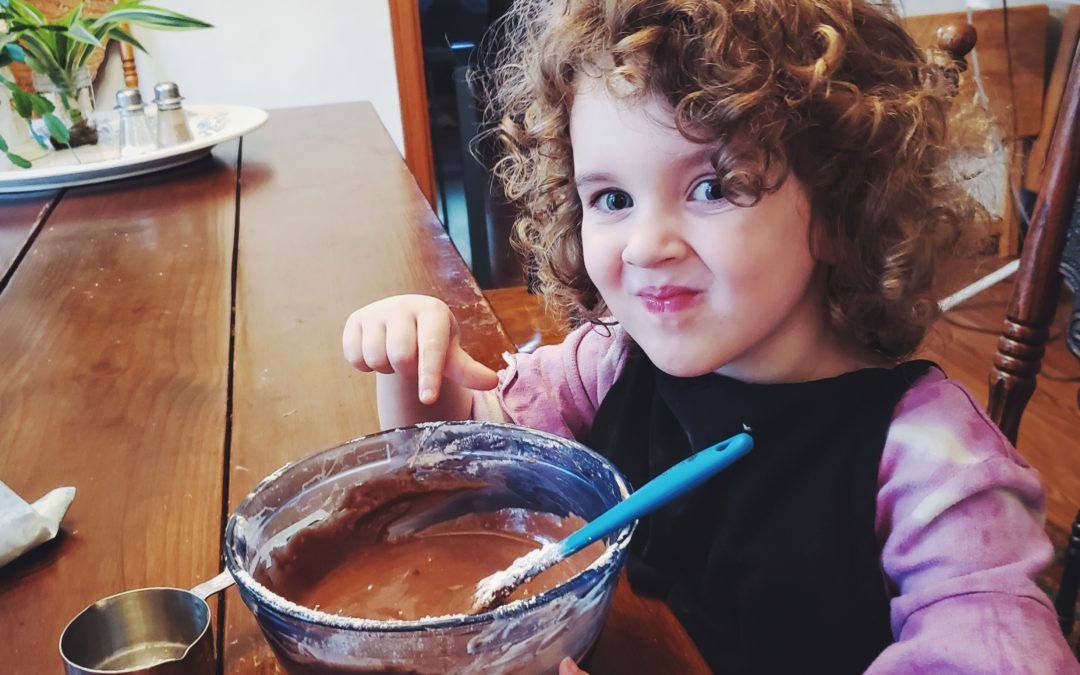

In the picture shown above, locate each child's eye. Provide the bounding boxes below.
[690,179,725,202]
[591,190,634,212]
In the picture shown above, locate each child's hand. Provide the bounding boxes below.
[342,295,498,404]
[559,657,588,675]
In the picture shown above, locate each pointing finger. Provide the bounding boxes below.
[416,310,452,404]
[444,346,499,391]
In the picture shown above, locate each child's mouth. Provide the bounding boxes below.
[636,286,702,313]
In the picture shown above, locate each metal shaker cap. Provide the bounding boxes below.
[153,82,185,110]
[114,88,145,112]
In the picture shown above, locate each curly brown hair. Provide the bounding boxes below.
[483,0,983,358]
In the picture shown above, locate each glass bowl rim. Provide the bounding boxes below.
[223,420,635,633]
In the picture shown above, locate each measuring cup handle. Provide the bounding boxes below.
[191,570,235,600]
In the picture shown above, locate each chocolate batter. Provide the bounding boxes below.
[255,468,603,620]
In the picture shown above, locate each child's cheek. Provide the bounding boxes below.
[580,229,616,280]
[706,243,766,288]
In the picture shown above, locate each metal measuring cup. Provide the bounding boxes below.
[59,571,234,674]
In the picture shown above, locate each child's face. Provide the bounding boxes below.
[571,78,835,382]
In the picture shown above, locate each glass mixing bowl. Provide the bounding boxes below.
[224,421,634,674]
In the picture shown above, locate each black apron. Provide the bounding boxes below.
[584,351,935,674]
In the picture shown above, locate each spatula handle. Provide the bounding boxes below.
[560,433,753,557]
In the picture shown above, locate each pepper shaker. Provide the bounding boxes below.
[114,88,157,158]
[153,82,194,147]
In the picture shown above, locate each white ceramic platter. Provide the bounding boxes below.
[0,104,268,193]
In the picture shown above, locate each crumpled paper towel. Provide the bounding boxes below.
[0,480,75,568]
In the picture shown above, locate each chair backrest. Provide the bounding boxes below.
[987,40,1080,445]
[118,24,140,89]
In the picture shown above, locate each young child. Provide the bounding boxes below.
[343,1,1077,672]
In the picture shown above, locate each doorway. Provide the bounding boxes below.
[391,0,520,289]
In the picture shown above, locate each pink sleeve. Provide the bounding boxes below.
[470,323,630,440]
[869,370,1078,673]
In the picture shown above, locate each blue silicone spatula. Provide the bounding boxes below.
[471,432,754,612]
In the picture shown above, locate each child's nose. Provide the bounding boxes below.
[621,212,689,268]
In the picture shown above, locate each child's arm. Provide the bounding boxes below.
[870,373,1079,673]
[342,295,498,429]
[476,322,631,439]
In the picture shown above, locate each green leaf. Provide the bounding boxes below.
[55,33,72,71]
[43,113,69,144]
[35,28,60,69]
[95,7,213,31]
[20,53,48,76]
[10,88,31,118]
[0,135,8,152]
[29,92,54,115]
[5,0,43,25]
[57,3,80,28]
[18,32,64,75]
[104,26,146,54]
[71,43,94,72]
[6,151,32,169]
[23,24,65,32]
[67,19,101,48]
[8,0,44,25]
[69,20,105,72]
[17,0,45,21]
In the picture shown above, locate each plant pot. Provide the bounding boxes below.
[32,67,99,149]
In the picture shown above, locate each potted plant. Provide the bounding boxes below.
[1,0,210,153]
[2,2,70,165]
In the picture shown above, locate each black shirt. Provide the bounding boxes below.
[585,351,934,674]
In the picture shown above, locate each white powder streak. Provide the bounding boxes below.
[472,541,562,611]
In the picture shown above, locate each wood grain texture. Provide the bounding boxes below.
[0,191,59,284]
[389,0,437,208]
[1025,6,1080,192]
[905,6,1048,139]
[587,574,711,674]
[119,23,139,89]
[483,286,567,352]
[0,149,238,674]
[906,6,1049,257]
[989,42,1080,443]
[223,103,513,674]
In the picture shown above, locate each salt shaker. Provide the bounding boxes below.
[114,88,157,158]
[153,82,194,147]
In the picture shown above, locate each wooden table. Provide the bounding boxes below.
[0,103,708,674]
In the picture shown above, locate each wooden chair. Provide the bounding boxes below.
[117,24,140,89]
[985,32,1080,642]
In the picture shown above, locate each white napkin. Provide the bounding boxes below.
[0,480,75,568]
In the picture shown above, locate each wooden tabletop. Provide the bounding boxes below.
[0,103,708,674]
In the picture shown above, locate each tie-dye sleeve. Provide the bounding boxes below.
[470,323,631,440]
[869,369,1079,673]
